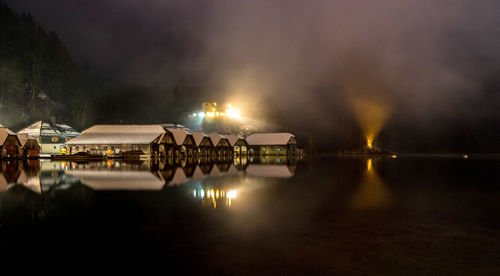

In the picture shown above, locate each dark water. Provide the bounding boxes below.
[1,156,499,274]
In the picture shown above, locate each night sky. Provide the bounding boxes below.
[4,0,500,152]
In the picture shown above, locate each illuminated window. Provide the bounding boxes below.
[51,137,59,142]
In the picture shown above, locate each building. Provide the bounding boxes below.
[157,130,176,158]
[246,133,297,156]
[66,125,165,159]
[166,127,196,157]
[18,121,80,155]
[226,134,248,156]
[208,133,232,157]
[191,131,214,157]
[0,125,22,159]
[17,133,41,158]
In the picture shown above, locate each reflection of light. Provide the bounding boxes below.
[198,112,205,118]
[462,154,469,159]
[352,157,391,209]
[193,190,197,197]
[200,189,205,198]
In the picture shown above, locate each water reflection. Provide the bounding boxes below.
[0,156,297,194]
[351,158,391,209]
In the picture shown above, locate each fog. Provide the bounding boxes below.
[5,0,500,152]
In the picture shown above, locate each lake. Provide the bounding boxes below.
[1,156,499,274]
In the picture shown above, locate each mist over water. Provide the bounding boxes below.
[4,0,500,152]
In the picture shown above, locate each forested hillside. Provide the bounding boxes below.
[0,2,105,129]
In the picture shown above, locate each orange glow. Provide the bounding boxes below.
[349,97,391,149]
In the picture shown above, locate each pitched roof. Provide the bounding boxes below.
[208,132,228,146]
[191,131,210,146]
[225,134,245,147]
[246,133,295,146]
[18,121,80,137]
[168,128,192,145]
[0,127,17,145]
[66,125,164,145]
[16,133,33,147]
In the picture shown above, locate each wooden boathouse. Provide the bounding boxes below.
[226,134,248,156]
[66,125,165,159]
[208,133,232,157]
[246,133,297,156]
[167,128,196,157]
[0,125,22,159]
[191,131,214,157]
[17,133,41,158]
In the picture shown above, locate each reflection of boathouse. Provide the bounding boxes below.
[246,133,297,156]
[66,125,165,158]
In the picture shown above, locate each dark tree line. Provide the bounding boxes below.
[0,2,102,129]
[0,3,184,131]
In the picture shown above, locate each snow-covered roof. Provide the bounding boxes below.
[0,127,17,145]
[208,132,228,146]
[191,131,210,146]
[18,121,80,138]
[66,170,165,190]
[66,125,164,145]
[225,134,246,147]
[16,133,36,147]
[162,123,185,129]
[168,128,192,145]
[246,165,294,178]
[246,133,295,146]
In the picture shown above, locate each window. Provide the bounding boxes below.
[51,137,59,143]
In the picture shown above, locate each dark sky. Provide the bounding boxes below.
[5,0,500,152]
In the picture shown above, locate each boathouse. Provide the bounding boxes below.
[166,127,196,157]
[18,121,80,155]
[191,131,214,157]
[66,125,165,158]
[226,134,248,156]
[208,133,232,157]
[157,130,175,158]
[17,133,41,158]
[246,133,297,156]
[0,125,22,159]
